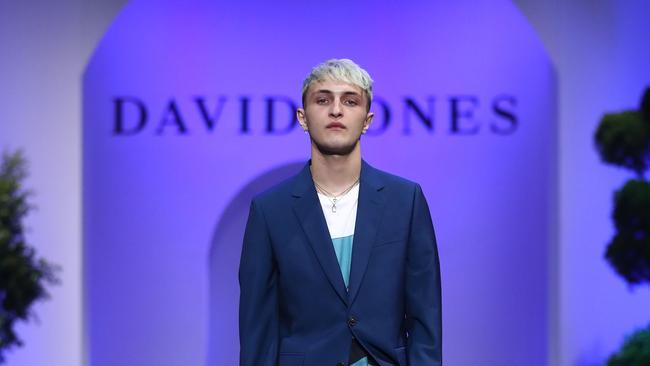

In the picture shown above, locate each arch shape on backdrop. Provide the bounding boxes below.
[83,1,556,365]
[207,162,304,366]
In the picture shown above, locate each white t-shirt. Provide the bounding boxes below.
[316,183,359,289]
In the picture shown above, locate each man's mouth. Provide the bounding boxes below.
[326,122,346,129]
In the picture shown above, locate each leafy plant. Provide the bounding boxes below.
[596,87,650,364]
[595,87,650,285]
[607,324,650,366]
[0,150,58,362]
[605,180,650,284]
[595,111,649,177]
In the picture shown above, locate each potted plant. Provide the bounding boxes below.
[595,87,650,365]
[0,150,58,362]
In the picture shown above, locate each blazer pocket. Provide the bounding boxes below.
[373,237,406,248]
[278,353,304,366]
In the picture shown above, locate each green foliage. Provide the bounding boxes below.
[598,87,650,363]
[595,111,650,177]
[607,325,650,366]
[605,180,650,285]
[0,150,57,362]
[596,86,650,288]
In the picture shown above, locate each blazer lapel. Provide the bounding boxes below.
[292,162,349,305]
[347,160,385,306]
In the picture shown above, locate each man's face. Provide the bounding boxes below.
[297,79,374,156]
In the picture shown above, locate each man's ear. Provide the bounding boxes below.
[297,108,308,131]
[362,112,374,134]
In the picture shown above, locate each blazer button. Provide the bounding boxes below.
[336,362,345,366]
[348,316,358,327]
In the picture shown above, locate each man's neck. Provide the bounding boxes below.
[310,145,361,195]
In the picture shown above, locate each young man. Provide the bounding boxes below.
[239,59,442,366]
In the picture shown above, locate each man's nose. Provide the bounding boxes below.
[329,99,343,118]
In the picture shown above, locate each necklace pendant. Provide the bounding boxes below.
[332,204,337,213]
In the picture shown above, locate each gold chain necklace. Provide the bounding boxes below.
[313,177,360,213]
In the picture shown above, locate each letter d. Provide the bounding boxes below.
[113,97,147,135]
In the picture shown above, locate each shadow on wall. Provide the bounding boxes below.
[207,161,305,366]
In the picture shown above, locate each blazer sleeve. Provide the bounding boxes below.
[239,199,279,366]
[406,184,443,366]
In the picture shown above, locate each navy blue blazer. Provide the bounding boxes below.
[239,160,442,366]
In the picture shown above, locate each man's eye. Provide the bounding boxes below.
[316,98,328,104]
[344,99,358,106]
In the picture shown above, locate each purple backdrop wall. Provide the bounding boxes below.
[83,1,556,365]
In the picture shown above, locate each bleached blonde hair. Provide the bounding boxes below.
[301,59,374,110]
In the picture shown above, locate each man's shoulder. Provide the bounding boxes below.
[250,168,303,207]
[365,162,420,192]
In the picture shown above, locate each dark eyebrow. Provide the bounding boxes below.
[313,90,333,96]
